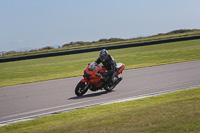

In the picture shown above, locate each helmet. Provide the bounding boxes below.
[99,49,109,62]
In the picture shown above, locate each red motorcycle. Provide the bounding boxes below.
[75,62,125,96]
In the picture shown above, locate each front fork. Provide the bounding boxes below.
[81,78,90,84]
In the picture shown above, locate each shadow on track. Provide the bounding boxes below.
[68,90,113,100]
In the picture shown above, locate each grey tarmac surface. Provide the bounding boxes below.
[0,60,200,124]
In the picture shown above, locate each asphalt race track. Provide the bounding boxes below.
[0,60,200,125]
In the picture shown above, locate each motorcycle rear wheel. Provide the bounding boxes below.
[104,77,123,92]
[75,81,89,96]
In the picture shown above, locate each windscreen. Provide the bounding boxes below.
[88,62,98,71]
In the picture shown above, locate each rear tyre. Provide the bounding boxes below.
[104,77,123,92]
[75,81,89,96]
[104,84,114,92]
[104,82,115,92]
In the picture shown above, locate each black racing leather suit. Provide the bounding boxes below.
[95,54,117,82]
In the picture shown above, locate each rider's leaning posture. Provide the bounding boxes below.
[95,49,117,84]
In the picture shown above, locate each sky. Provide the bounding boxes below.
[0,0,200,52]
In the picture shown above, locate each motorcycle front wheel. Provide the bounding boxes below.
[75,81,89,96]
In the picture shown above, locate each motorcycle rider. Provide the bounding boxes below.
[95,49,117,85]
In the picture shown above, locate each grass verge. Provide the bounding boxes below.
[0,87,200,133]
[0,39,200,87]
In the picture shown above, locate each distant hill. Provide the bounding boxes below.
[1,29,200,58]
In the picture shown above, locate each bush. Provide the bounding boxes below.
[39,46,54,50]
[5,51,17,55]
[166,29,194,35]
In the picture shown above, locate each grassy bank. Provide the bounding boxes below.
[1,29,200,58]
[0,39,200,87]
[0,87,199,133]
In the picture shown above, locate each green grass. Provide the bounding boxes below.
[1,87,200,133]
[0,39,200,87]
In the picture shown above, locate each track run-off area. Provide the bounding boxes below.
[0,60,200,126]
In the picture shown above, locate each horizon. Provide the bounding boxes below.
[2,29,200,53]
[2,29,198,53]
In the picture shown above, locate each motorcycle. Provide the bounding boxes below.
[75,62,125,96]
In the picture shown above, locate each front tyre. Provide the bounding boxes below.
[75,81,89,96]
